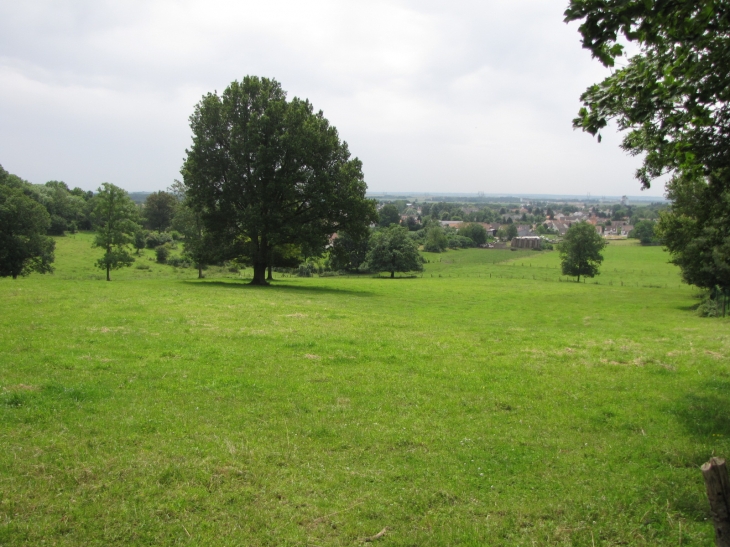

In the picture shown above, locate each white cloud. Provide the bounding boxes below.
[0,0,662,196]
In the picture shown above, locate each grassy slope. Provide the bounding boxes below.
[1,234,729,546]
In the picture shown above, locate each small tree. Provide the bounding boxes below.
[0,184,55,279]
[361,225,424,278]
[143,191,178,232]
[629,220,658,245]
[378,204,401,227]
[133,229,146,255]
[559,221,607,282]
[459,223,487,246]
[92,183,140,281]
[171,202,212,279]
[424,226,448,253]
[155,245,170,263]
[329,231,369,272]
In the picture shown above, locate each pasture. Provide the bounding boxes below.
[1,234,729,545]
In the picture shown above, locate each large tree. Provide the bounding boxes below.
[361,225,424,278]
[92,183,140,281]
[181,76,377,285]
[559,221,607,283]
[0,176,55,279]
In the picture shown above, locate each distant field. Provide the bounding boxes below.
[1,234,728,545]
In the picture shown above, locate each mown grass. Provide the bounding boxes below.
[1,233,729,545]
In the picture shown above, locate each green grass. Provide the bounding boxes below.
[1,234,729,545]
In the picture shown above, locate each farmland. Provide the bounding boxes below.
[1,234,729,545]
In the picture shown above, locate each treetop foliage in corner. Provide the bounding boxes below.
[565,0,730,187]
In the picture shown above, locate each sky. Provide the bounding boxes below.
[0,0,664,197]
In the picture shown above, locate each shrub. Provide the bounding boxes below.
[47,215,68,236]
[146,231,172,249]
[298,263,314,277]
[697,298,720,317]
[167,256,190,268]
[155,245,170,264]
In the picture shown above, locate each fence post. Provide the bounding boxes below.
[702,457,730,547]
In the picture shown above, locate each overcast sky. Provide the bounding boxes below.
[0,0,663,197]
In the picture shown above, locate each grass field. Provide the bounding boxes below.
[1,234,729,545]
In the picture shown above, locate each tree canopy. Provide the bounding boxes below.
[182,76,377,285]
[629,219,658,245]
[92,183,140,281]
[423,225,448,253]
[328,231,370,272]
[378,204,401,227]
[459,223,488,246]
[144,191,178,232]
[657,170,730,293]
[559,221,607,282]
[565,1,730,188]
[0,167,55,279]
[361,225,424,278]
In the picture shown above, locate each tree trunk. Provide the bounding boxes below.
[107,264,111,282]
[702,457,730,547]
[390,270,395,279]
[577,275,580,283]
[250,235,270,285]
[198,265,203,279]
[251,262,269,285]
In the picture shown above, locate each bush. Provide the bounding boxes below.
[448,235,474,249]
[167,256,190,268]
[298,263,314,277]
[424,226,448,252]
[697,297,721,317]
[47,215,68,236]
[155,245,170,264]
[146,231,173,249]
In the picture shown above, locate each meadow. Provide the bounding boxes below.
[1,233,729,546]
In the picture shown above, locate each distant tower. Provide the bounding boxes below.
[621,195,628,206]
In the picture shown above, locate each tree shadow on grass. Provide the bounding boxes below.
[662,380,730,521]
[673,380,730,439]
[182,279,373,297]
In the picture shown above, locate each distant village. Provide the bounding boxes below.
[374,195,664,250]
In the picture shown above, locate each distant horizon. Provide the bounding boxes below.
[121,189,667,204]
[365,191,667,203]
